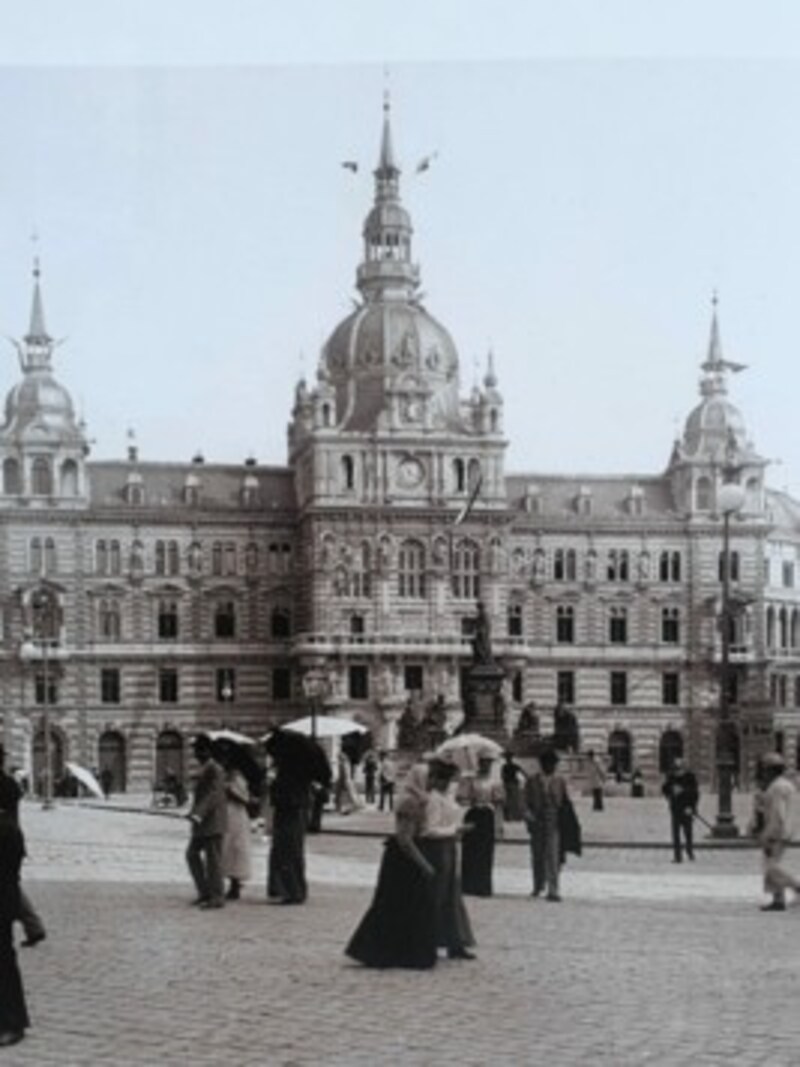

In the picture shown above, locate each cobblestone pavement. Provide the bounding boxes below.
[7,801,800,1066]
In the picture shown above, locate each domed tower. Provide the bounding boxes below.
[289,97,506,511]
[668,297,767,516]
[0,261,90,506]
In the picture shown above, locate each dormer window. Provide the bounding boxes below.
[2,458,20,495]
[627,486,644,516]
[575,488,592,516]
[241,474,259,507]
[125,473,143,506]
[183,474,200,506]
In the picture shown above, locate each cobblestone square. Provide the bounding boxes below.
[5,799,800,1065]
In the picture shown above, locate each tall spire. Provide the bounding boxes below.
[698,292,748,400]
[356,95,419,302]
[26,257,51,346]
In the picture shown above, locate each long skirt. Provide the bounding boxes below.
[0,919,29,1034]
[222,800,252,882]
[461,806,495,897]
[268,807,307,903]
[345,838,437,969]
[503,780,524,822]
[419,838,475,951]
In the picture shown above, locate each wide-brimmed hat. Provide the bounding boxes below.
[762,752,785,769]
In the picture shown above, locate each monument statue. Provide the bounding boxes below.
[471,600,494,666]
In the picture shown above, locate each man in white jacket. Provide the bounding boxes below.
[758,752,799,912]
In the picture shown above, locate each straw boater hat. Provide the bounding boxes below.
[762,752,785,769]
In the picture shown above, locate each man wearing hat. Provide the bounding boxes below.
[185,734,228,908]
[757,752,799,912]
[661,757,699,863]
[524,747,569,901]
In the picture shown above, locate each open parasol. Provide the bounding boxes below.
[65,761,105,799]
[264,728,332,787]
[434,733,504,774]
[281,715,368,739]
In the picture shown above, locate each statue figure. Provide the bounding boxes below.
[532,550,546,582]
[584,550,597,583]
[516,701,540,736]
[471,600,494,666]
[553,703,580,754]
[637,550,651,582]
[397,697,422,751]
[188,541,203,576]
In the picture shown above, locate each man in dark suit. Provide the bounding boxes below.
[186,735,228,908]
[662,757,699,862]
[0,747,45,947]
[524,748,569,901]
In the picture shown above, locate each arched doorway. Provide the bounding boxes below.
[32,724,65,797]
[98,730,127,794]
[155,729,184,789]
[659,729,684,774]
[607,728,632,778]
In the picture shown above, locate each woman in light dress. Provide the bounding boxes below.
[219,747,253,901]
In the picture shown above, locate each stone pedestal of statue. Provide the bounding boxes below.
[462,662,509,745]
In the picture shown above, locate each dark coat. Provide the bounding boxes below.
[662,770,699,816]
[189,758,228,837]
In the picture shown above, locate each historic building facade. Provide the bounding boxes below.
[1,103,799,790]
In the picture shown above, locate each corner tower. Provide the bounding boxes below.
[0,260,90,506]
[667,296,767,516]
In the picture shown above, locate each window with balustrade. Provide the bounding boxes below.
[398,540,426,599]
[451,540,480,599]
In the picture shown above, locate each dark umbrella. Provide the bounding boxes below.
[264,728,332,788]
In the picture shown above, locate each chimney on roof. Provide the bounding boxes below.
[244,455,257,467]
[192,452,205,465]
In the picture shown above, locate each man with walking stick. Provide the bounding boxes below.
[662,757,699,862]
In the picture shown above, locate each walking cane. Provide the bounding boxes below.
[692,810,714,831]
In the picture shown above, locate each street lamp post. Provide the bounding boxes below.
[712,481,746,838]
[30,586,58,812]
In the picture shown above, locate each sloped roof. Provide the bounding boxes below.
[505,471,677,521]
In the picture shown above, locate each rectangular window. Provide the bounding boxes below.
[349,665,369,701]
[100,667,121,704]
[34,673,58,705]
[661,608,680,644]
[508,603,523,637]
[272,667,291,701]
[610,671,627,706]
[556,606,574,644]
[157,603,179,640]
[216,668,236,703]
[557,670,575,706]
[404,665,423,693]
[662,672,680,706]
[512,670,523,703]
[609,608,627,644]
[783,561,795,589]
[159,668,179,704]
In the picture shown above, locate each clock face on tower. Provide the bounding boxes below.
[400,395,422,424]
[396,456,426,490]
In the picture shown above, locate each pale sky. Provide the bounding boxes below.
[1,2,800,496]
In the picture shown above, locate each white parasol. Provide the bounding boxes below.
[276,715,369,740]
[65,761,105,799]
[434,733,504,774]
[206,728,257,746]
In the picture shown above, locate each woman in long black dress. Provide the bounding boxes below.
[346,765,437,969]
[0,776,30,1046]
[460,756,504,897]
[420,759,476,960]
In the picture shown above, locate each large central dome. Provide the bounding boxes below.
[320,98,462,433]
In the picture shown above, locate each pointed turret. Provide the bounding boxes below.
[356,94,419,303]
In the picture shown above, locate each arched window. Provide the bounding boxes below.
[3,458,20,495]
[792,609,800,650]
[351,542,371,598]
[44,537,57,575]
[99,599,121,641]
[30,537,42,574]
[224,543,237,576]
[695,476,712,510]
[271,607,291,639]
[341,454,355,491]
[109,540,121,576]
[507,602,523,637]
[60,459,78,496]
[467,458,482,491]
[744,476,760,512]
[453,458,465,493]
[96,540,108,576]
[322,404,331,428]
[398,540,426,599]
[719,550,740,582]
[155,730,184,789]
[212,542,223,576]
[31,457,52,496]
[155,541,166,576]
[608,729,633,776]
[659,730,684,774]
[766,606,776,650]
[167,541,180,576]
[779,607,789,650]
[98,730,127,794]
[452,539,480,599]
